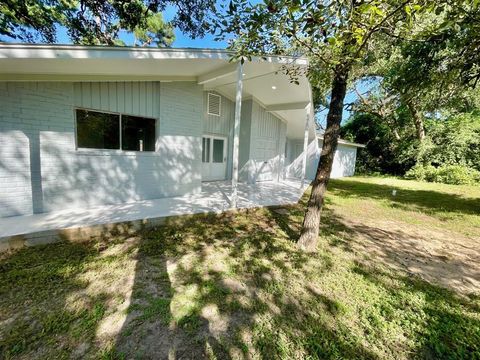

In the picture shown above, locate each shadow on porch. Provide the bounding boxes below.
[0,179,308,252]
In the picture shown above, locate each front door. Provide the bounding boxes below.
[202,135,228,181]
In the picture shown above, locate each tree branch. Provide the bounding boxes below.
[353,0,412,59]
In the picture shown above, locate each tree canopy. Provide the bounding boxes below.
[0,0,216,46]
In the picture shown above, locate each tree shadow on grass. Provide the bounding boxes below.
[267,206,301,242]
[351,262,480,359]
[1,206,478,359]
[328,179,480,217]
[112,210,379,359]
[0,240,121,358]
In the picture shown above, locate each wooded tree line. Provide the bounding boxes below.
[1,0,478,250]
[340,2,480,185]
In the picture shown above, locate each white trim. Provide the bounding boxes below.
[265,101,310,112]
[207,93,222,116]
[202,134,228,163]
[202,134,228,181]
[0,74,197,82]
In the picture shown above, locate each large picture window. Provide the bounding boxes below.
[76,109,156,152]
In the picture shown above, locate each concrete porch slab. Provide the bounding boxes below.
[0,180,308,251]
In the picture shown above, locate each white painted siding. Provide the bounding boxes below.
[74,82,159,118]
[239,100,286,183]
[285,138,359,180]
[285,138,318,180]
[325,141,358,178]
[0,81,203,217]
[250,101,286,182]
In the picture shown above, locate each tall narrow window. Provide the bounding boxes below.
[76,109,120,149]
[122,115,156,151]
[202,137,211,162]
[212,138,224,163]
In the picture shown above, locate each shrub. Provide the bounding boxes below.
[405,164,435,182]
[405,164,480,185]
[342,111,480,176]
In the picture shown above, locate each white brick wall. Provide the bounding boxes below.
[0,81,203,217]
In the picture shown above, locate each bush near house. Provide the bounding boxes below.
[405,164,480,185]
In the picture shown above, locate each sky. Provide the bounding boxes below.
[162,5,228,49]
[54,4,228,48]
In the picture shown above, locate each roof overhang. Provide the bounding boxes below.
[317,136,366,148]
[0,43,314,139]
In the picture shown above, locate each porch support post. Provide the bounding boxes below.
[231,61,244,208]
[301,103,311,187]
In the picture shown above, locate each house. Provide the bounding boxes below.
[0,44,362,249]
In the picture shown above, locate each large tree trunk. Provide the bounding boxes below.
[404,98,425,141]
[297,64,350,251]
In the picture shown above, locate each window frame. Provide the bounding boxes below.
[74,107,158,154]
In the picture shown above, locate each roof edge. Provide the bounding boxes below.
[317,135,366,148]
[0,42,308,64]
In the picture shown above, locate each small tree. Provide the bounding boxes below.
[217,0,438,250]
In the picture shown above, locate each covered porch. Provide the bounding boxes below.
[0,179,308,252]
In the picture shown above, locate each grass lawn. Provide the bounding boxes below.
[0,176,479,359]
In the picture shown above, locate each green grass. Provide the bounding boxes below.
[0,177,479,359]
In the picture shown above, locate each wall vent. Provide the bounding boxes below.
[207,93,221,116]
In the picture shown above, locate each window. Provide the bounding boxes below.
[207,93,221,116]
[76,109,156,152]
[202,137,211,163]
[212,138,224,163]
[76,109,120,150]
[202,136,226,163]
[122,115,156,151]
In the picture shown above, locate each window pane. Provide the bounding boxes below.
[202,137,210,163]
[122,115,156,151]
[76,109,120,149]
[212,139,224,163]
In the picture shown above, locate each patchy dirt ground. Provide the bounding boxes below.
[329,214,480,294]
[323,177,480,295]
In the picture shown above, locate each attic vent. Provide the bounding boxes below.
[207,93,221,116]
